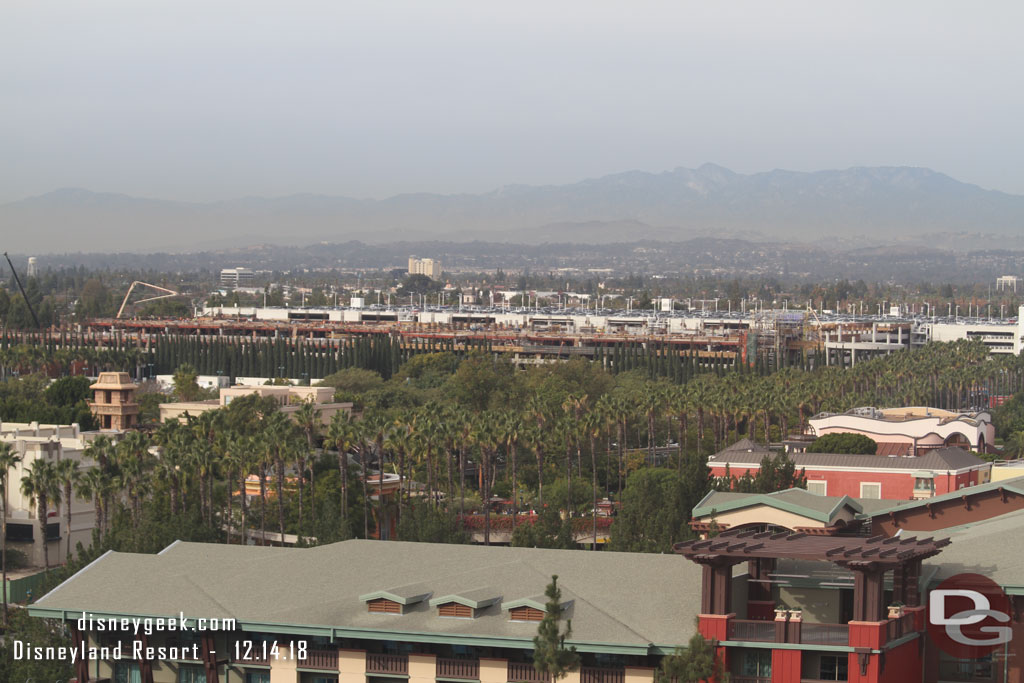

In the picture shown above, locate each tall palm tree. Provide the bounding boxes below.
[362,412,391,540]
[0,442,23,623]
[54,457,81,562]
[21,459,60,569]
[265,411,295,543]
[470,417,500,546]
[293,399,322,525]
[327,412,359,524]
[75,466,108,545]
[581,411,604,550]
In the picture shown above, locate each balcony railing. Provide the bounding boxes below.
[801,623,849,646]
[728,619,776,642]
[165,638,202,661]
[298,648,339,671]
[231,643,270,667]
[885,612,918,642]
[437,658,480,680]
[507,662,551,683]
[580,667,624,683]
[366,653,409,675]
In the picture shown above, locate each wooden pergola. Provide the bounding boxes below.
[674,529,951,622]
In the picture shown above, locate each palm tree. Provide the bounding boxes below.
[74,466,109,545]
[293,399,322,526]
[327,412,359,523]
[363,412,391,540]
[265,411,295,542]
[470,417,500,545]
[54,458,81,562]
[581,411,604,550]
[0,442,23,623]
[527,396,549,508]
[21,459,60,569]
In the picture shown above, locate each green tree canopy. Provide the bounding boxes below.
[609,468,696,553]
[807,433,878,454]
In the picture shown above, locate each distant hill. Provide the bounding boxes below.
[3,165,1024,253]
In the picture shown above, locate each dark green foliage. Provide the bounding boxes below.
[0,609,74,682]
[994,392,1024,439]
[397,503,469,543]
[807,433,878,454]
[532,575,580,679]
[511,507,575,549]
[656,632,725,683]
[609,468,696,553]
[730,454,808,493]
[0,373,97,429]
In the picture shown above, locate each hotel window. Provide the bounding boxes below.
[115,662,141,683]
[179,665,207,683]
[245,674,270,683]
[860,483,881,499]
[806,481,827,496]
[739,651,771,678]
[914,478,934,493]
[819,654,848,681]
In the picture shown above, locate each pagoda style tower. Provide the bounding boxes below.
[88,372,139,430]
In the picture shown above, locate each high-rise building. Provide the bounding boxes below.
[26,256,37,278]
[220,267,255,287]
[408,256,442,280]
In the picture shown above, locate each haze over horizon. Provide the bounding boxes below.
[3,1,1024,205]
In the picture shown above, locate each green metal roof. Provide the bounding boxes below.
[692,488,864,524]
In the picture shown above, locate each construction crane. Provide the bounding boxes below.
[3,252,40,327]
[117,281,181,319]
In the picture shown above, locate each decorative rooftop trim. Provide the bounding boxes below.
[675,528,951,566]
[691,488,864,524]
[359,584,433,606]
[501,596,573,613]
[429,589,502,610]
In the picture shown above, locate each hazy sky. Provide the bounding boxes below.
[3,1,1023,203]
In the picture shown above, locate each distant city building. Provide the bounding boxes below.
[408,256,442,280]
[26,256,37,278]
[220,267,255,287]
[996,275,1023,292]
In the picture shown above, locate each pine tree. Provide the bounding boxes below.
[532,575,579,680]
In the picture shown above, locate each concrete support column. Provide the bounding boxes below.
[269,643,299,683]
[623,666,655,683]
[479,658,508,683]
[338,649,367,683]
[409,653,437,683]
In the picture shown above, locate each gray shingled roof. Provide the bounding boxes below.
[32,540,702,653]
[710,446,985,472]
[927,508,1024,592]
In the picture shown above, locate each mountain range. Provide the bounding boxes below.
[4,164,1024,253]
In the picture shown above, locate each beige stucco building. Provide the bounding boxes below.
[0,421,101,568]
[159,384,351,425]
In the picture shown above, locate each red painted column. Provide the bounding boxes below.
[770,649,802,683]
